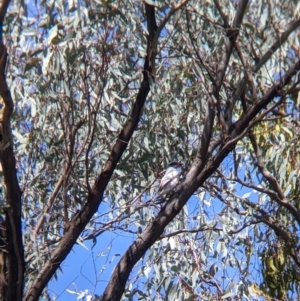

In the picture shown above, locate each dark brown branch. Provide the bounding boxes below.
[232,18,300,103]
[214,0,249,89]
[203,56,299,179]
[34,166,70,235]
[0,1,25,299]
[146,0,189,78]
[185,10,217,87]
[36,94,87,235]
[212,0,248,134]
[227,59,300,141]
[189,0,248,173]
[0,0,9,25]
[196,96,215,169]
[24,3,160,301]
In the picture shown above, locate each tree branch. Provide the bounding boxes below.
[237,197,300,268]
[0,1,25,300]
[196,96,215,169]
[203,57,299,177]
[249,133,300,225]
[212,181,300,268]
[147,0,189,78]
[24,3,160,301]
[0,0,9,26]
[228,59,300,140]
[213,0,248,135]
[214,0,248,89]
[232,18,300,103]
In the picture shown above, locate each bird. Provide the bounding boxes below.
[156,161,182,201]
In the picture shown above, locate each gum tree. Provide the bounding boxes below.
[0,0,299,300]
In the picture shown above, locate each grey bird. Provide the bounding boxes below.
[156,161,181,200]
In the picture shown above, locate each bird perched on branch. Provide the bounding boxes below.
[156,161,182,202]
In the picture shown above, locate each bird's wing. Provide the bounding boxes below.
[158,168,179,192]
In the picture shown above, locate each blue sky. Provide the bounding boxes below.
[49,229,135,300]
[48,179,259,301]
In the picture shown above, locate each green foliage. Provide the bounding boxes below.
[1,0,300,300]
[262,241,300,299]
